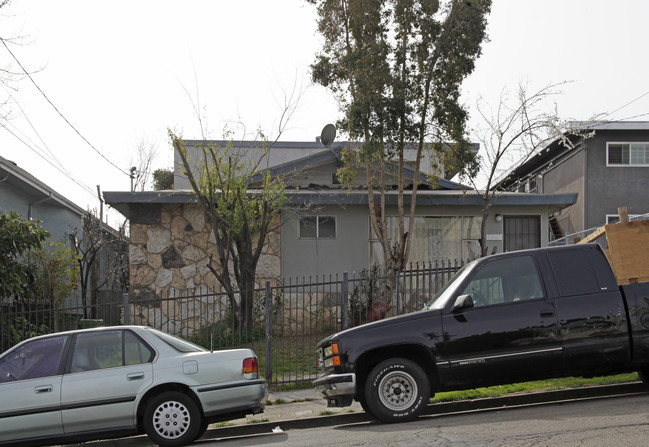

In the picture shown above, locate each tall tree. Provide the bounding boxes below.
[171,132,286,332]
[308,0,491,297]
[459,82,595,256]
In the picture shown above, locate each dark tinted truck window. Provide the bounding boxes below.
[547,248,600,296]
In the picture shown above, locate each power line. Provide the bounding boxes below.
[1,37,130,177]
[604,89,649,119]
[2,122,99,200]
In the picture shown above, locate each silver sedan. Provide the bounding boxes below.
[0,325,267,446]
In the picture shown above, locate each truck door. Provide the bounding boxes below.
[440,254,562,387]
[546,246,631,376]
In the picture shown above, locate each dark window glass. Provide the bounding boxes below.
[299,216,336,239]
[547,248,600,296]
[318,216,336,238]
[0,336,67,382]
[147,328,205,353]
[299,216,317,238]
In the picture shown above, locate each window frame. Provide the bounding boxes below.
[606,142,649,167]
[299,215,337,239]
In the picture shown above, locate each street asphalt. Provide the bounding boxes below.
[63,381,648,446]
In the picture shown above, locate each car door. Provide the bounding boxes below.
[0,335,68,443]
[440,254,563,387]
[60,329,154,434]
[546,246,631,376]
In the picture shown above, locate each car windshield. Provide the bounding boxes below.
[146,328,206,353]
[426,260,477,310]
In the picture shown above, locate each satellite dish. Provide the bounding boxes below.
[320,124,336,148]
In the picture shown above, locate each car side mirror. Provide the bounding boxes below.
[452,294,474,312]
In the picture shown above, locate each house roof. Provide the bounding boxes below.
[247,145,466,190]
[103,189,577,219]
[497,121,649,189]
[0,155,87,219]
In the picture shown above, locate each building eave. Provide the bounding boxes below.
[104,189,577,219]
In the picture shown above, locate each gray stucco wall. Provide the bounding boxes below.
[281,205,370,279]
[280,203,552,279]
[584,129,649,228]
[0,183,83,244]
[540,149,586,235]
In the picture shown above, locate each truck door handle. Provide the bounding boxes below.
[540,311,555,318]
[34,385,53,394]
[127,372,145,381]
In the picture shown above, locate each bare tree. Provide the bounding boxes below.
[171,78,304,332]
[70,210,129,317]
[129,137,158,191]
[459,82,596,256]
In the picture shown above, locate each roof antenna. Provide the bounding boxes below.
[320,124,336,148]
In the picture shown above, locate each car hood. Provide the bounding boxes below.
[316,308,442,348]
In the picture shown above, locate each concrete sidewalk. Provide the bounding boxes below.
[69,382,648,446]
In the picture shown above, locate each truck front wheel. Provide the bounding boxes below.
[364,358,430,423]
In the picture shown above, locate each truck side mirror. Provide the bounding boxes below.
[452,294,475,312]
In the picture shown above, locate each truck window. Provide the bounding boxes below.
[547,248,600,296]
[460,255,543,307]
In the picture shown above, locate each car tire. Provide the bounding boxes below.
[364,358,430,423]
[143,391,203,447]
[639,368,649,385]
[358,394,375,418]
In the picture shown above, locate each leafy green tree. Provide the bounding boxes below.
[308,0,491,299]
[152,168,174,190]
[0,211,50,300]
[26,241,80,307]
[171,131,286,332]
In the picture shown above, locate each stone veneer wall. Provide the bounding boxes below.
[128,202,281,304]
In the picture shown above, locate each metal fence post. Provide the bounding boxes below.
[122,293,130,325]
[342,272,349,330]
[264,281,272,384]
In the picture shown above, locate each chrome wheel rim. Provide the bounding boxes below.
[378,370,418,412]
[152,400,191,440]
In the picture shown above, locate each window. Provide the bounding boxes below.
[460,255,543,307]
[299,216,336,239]
[0,336,67,382]
[607,142,649,166]
[547,248,600,296]
[71,330,154,372]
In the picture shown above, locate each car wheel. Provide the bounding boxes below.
[639,368,649,385]
[143,391,202,447]
[358,394,375,418]
[364,358,430,423]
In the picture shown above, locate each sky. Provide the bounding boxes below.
[1,0,648,228]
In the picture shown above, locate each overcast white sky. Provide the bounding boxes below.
[1,0,648,228]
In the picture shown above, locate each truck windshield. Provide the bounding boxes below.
[426,260,477,310]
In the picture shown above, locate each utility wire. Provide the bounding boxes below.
[0,81,72,177]
[2,123,99,200]
[1,37,130,177]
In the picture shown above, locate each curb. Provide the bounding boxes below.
[70,382,648,445]
[202,381,648,439]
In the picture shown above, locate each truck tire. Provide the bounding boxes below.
[364,358,430,423]
[143,391,203,447]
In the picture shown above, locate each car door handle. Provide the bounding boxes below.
[127,372,145,381]
[540,311,555,318]
[35,385,53,394]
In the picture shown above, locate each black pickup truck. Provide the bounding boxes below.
[314,243,649,423]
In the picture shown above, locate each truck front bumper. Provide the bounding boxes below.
[313,373,356,407]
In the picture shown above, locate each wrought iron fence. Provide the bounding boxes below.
[0,259,468,385]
